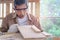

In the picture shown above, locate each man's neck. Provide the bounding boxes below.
[18,14,26,19]
[18,15,24,19]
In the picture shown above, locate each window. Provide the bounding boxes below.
[40,0,60,37]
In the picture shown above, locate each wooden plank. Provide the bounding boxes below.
[12,2,15,13]
[2,2,4,18]
[0,33,23,40]
[29,0,39,2]
[1,0,40,3]
[31,2,33,14]
[35,2,40,18]
[53,37,60,40]
[1,0,13,3]
[0,17,3,19]
[0,0,2,3]
[6,3,10,15]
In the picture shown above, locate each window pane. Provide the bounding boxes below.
[40,0,60,37]
[0,4,2,17]
[4,3,6,17]
[10,3,12,13]
[40,0,60,17]
[40,17,60,37]
[0,19,2,27]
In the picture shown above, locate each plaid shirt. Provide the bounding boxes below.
[1,13,43,32]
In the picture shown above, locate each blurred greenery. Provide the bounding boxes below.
[40,17,60,37]
[40,0,60,37]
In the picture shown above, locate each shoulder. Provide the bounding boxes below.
[29,14,37,20]
[4,13,15,20]
[27,14,39,22]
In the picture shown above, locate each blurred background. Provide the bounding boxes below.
[40,0,60,37]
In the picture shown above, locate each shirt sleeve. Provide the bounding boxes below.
[0,17,9,32]
[30,15,43,32]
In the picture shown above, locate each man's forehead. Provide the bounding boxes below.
[16,4,27,8]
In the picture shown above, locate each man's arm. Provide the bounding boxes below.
[0,17,9,32]
[33,17,43,32]
[30,14,43,32]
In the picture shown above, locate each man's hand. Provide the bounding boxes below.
[31,25,41,33]
[0,32,5,36]
[8,24,18,33]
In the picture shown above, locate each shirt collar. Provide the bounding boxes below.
[12,13,32,21]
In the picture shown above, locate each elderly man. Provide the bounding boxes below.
[0,0,43,33]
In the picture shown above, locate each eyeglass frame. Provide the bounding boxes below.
[13,6,28,11]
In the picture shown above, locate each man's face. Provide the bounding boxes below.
[15,4,28,18]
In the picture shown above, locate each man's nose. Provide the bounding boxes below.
[20,10,24,13]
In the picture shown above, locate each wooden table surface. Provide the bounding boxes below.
[0,33,49,40]
[0,25,54,40]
